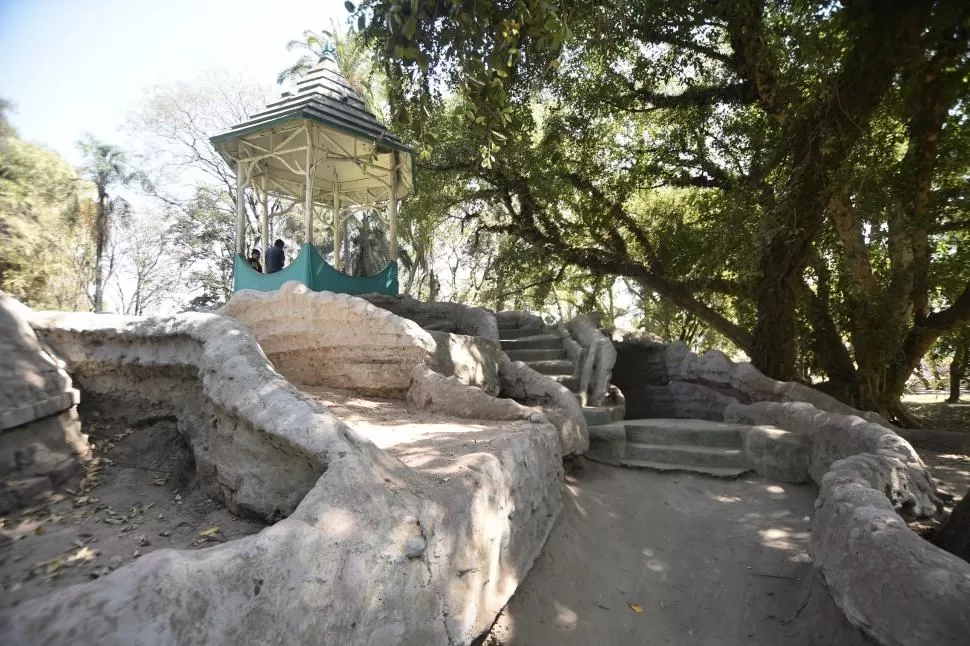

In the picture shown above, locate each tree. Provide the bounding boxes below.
[129,73,298,303]
[0,100,92,310]
[357,0,970,425]
[111,214,182,315]
[77,135,144,312]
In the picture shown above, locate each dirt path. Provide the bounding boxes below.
[480,461,873,646]
[0,405,264,610]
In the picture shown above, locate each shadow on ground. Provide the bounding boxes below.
[477,461,874,646]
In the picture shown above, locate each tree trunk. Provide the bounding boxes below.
[937,489,970,564]
[93,192,108,313]
[947,339,968,403]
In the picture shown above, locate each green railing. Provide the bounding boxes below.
[233,243,398,295]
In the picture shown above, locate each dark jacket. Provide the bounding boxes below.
[265,246,285,273]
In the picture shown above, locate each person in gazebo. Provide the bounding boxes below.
[266,239,285,274]
[247,248,262,273]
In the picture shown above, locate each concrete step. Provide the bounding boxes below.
[499,335,564,350]
[623,419,744,448]
[498,328,546,340]
[505,348,567,362]
[527,359,574,375]
[624,443,747,469]
[582,405,625,427]
[587,455,749,478]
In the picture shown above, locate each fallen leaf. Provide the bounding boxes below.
[199,526,220,538]
[628,603,644,614]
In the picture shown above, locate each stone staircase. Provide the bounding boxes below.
[585,419,751,478]
[498,322,624,428]
[498,318,750,478]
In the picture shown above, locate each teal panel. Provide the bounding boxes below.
[232,244,398,296]
[306,244,398,295]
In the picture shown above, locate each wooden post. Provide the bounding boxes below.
[388,152,399,261]
[332,188,342,269]
[235,160,247,256]
[304,124,316,245]
[260,173,269,273]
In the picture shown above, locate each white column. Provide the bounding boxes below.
[332,188,341,269]
[388,152,399,261]
[260,174,269,273]
[235,160,247,256]
[304,124,316,245]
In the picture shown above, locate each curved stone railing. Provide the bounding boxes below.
[1,294,565,646]
[361,293,499,340]
[565,313,617,407]
[613,337,970,645]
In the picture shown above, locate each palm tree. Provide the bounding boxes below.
[276,29,336,85]
[77,135,143,312]
[277,23,388,120]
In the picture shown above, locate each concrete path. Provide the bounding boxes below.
[479,461,873,646]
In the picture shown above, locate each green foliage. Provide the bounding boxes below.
[356,0,970,421]
[0,102,92,309]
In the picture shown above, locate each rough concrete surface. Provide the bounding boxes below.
[228,283,438,397]
[499,356,588,457]
[1,294,88,511]
[362,293,499,340]
[481,461,874,646]
[2,294,567,646]
[565,313,616,407]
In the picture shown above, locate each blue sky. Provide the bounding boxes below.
[0,0,345,163]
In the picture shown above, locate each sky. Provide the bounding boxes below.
[0,0,346,164]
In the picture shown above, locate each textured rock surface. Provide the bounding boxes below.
[408,365,535,421]
[494,310,544,334]
[428,331,501,396]
[0,295,88,512]
[27,309,330,519]
[813,454,970,646]
[499,356,588,457]
[613,336,969,645]
[614,339,889,426]
[361,293,499,339]
[565,313,616,407]
[741,425,811,484]
[228,284,437,397]
[1,299,566,646]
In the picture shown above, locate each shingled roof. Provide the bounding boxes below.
[211,58,409,153]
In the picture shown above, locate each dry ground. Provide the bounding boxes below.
[0,403,264,610]
[478,462,875,646]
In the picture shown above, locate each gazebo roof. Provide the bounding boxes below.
[210,59,413,206]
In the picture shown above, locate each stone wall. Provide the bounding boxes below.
[0,295,88,513]
[361,293,499,339]
[229,284,502,397]
[614,337,970,645]
[2,297,566,646]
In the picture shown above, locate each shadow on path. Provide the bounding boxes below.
[479,461,874,646]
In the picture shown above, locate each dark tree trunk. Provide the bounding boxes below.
[947,339,967,403]
[93,191,108,313]
[937,490,970,564]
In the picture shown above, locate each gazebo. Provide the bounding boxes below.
[210,58,413,295]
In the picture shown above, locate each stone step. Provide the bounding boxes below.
[624,443,747,469]
[499,335,564,350]
[623,419,744,448]
[582,405,624,427]
[498,328,546,340]
[526,359,575,375]
[588,455,749,479]
[505,348,567,362]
